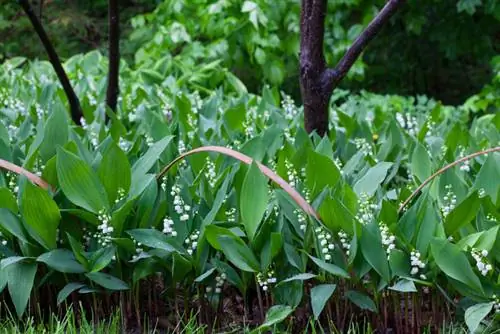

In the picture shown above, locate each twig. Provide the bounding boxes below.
[18,0,82,125]
[398,146,500,213]
[0,158,52,190]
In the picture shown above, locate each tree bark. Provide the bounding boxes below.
[106,0,120,120]
[18,0,82,125]
[300,0,405,136]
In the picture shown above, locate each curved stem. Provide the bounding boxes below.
[0,158,51,190]
[398,146,500,213]
[157,145,319,220]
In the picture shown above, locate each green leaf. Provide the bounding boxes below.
[37,249,86,274]
[0,188,18,212]
[360,223,391,282]
[308,255,350,279]
[0,208,30,244]
[204,225,239,251]
[131,135,173,179]
[240,161,269,241]
[311,284,336,320]
[473,152,500,205]
[39,106,68,161]
[126,229,178,253]
[57,282,86,305]
[20,181,60,249]
[444,191,480,235]
[56,147,109,213]
[258,305,293,330]
[389,279,417,293]
[85,272,129,291]
[345,291,377,312]
[90,246,116,272]
[353,162,393,197]
[464,302,494,333]
[217,235,260,272]
[430,238,483,293]
[411,142,432,183]
[97,141,131,204]
[7,261,38,317]
[279,273,317,284]
[306,150,341,198]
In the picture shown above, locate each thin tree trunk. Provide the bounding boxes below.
[300,0,405,136]
[106,0,120,121]
[18,0,82,125]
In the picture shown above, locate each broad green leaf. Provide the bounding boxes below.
[345,291,377,312]
[85,272,129,291]
[97,142,131,204]
[217,235,260,272]
[20,181,60,249]
[0,208,30,244]
[204,225,240,251]
[360,223,391,282]
[430,239,483,293]
[444,192,480,235]
[57,282,86,305]
[127,229,178,253]
[7,261,38,317]
[353,162,393,197]
[240,161,269,241]
[131,135,173,178]
[389,279,417,293]
[56,147,109,213]
[308,255,350,279]
[90,246,116,272]
[194,267,216,283]
[39,106,68,161]
[311,284,336,319]
[258,305,294,330]
[202,172,233,226]
[37,249,86,274]
[279,273,317,284]
[465,302,494,333]
[411,142,432,183]
[473,152,500,205]
[0,188,17,212]
[306,151,341,198]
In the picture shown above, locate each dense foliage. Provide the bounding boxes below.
[0,49,499,332]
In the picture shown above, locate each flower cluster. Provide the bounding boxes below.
[96,209,113,247]
[493,295,500,314]
[205,273,226,297]
[226,208,236,223]
[115,188,126,204]
[338,230,351,256]
[356,192,377,225]
[380,223,396,258]
[284,128,295,145]
[285,159,298,188]
[6,172,18,194]
[315,227,335,261]
[410,251,427,280]
[354,138,373,157]
[187,113,198,139]
[257,269,277,292]
[297,209,307,231]
[204,157,217,188]
[144,134,154,147]
[478,188,486,198]
[171,179,190,221]
[243,107,257,138]
[162,217,177,237]
[185,230,200,255]
[396,112,419,136]
[132,239,146,261]
[119,137,131,152]
[458,147,471,172]
[440,185,457,218]
[281,93,298,120]
[0,231,7,246]
[471,249,493,276]
[190,91,203,114]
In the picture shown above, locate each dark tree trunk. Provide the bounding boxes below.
[106,0,120,120]
[18,0,82,125]
[300,0,405,136]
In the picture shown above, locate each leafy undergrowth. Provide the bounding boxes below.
[0,54,499,333]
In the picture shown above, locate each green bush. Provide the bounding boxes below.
[0,52,499,332]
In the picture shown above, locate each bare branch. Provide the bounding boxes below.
[106,0,120,120]
[18,0,82,125]
[326,0,405,85]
